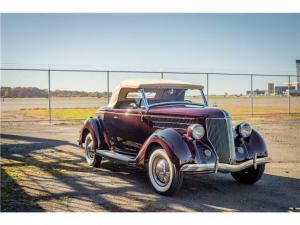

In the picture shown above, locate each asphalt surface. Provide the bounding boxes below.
[1,120,300,212]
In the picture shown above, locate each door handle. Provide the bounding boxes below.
[113,116,119,119]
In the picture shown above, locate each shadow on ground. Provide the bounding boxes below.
[1,134,299,212]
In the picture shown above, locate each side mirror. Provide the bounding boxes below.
[129,102,138,109]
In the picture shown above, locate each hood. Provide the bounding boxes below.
[148,105,228,118]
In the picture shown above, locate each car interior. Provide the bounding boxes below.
[114,88,187,109]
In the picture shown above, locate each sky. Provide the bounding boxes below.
[1,13,299,94]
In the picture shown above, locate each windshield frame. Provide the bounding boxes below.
[139,88,208,110]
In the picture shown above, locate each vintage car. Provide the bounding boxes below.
[79,79,271,195]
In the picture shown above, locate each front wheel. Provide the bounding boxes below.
[148,148,183,196]
[84,133,102,168]
[231,164,265,184]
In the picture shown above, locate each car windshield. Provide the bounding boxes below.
[141,88,207,107]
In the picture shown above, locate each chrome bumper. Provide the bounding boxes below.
[180,156,272,173]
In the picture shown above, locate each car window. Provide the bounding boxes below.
[184,89,202,103]
[126,92,156,99]
[143,88,206,106]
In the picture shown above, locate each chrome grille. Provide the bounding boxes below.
[150,117,196,130]
[206,118,235,164]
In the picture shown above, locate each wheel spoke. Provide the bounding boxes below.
[86,138,95,160]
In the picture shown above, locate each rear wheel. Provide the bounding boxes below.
[84,133,102,168]
[231,164,265,184]
[148,148,183,196]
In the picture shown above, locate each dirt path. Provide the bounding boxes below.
[1,120,299,212]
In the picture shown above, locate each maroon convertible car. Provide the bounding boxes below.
[79,79,271,195]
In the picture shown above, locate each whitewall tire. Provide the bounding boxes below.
[148,148,183,195]
[84,133,102,168]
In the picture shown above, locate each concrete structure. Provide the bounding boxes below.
[289,60,300,96]
[297,60,300,89]
[275,86,296,95]
[268,83,275,95]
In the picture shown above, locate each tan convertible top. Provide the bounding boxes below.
[108,79,204,108]
[116,79,203,89]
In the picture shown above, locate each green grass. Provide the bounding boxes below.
[22,108,97,120]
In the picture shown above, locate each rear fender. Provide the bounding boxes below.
[78,117,110,149]
[136,128,193,168]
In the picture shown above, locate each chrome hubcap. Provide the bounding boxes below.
[153,158,170,186]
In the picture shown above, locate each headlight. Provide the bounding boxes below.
[238,122,252,138]
[187,124,205,140]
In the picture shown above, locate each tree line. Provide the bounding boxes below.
[1,86,110,98]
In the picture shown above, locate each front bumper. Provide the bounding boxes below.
[180,156,272,174]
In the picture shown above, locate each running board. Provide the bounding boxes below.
[96,149,137,166]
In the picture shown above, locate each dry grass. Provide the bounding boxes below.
[17,106,300,122]
[21,108,97,120]
[1,96,299,122]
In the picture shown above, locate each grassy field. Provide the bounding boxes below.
[21,108,97,120]
[0,97,108,111]
[15,107,300,122]
[1,96,299,122]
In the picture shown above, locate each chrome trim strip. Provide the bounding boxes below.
[152,121,193,126]
[104,111,142,116]
[149,115,198,120]
[103,111,198,120]
[180,157,272,173]
[253,153,258,169]
[214,155,219,173]
[152,126,186,130]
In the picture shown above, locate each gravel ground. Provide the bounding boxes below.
[1,119,300,212]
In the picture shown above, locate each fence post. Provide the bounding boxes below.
[251,74,253,117]
[161,72,164,79]
[206,73,209,104]
[48,69,52,124]
[107,71,110,104]
[288,75,291,114]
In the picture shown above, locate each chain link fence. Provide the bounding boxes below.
[1,68,299,123]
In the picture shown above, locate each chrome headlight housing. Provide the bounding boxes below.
[238,122,252,138]
[187,124,205,140]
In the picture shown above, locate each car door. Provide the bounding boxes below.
[103,107,149,154]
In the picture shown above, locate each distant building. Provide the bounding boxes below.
[268,83,274,95]
[297,60,300,89]
[246,89,266,96]
[275,86,296,95]
[255,89,266,95]
[250,60,300,96]
[289,60,300,96]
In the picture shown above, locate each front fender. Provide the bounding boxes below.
[136,128,193,168]
[235,129,268,161]
[78,117,109,149]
